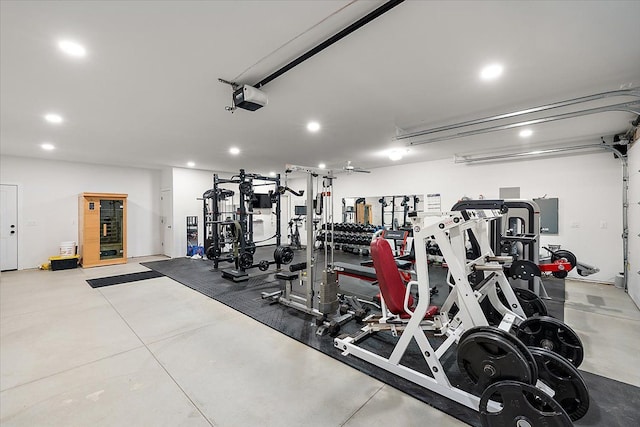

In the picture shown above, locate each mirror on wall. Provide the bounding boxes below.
[342,195,425,229]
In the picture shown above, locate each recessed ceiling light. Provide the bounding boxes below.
[480,63,503,80]
[187,161,195,167]
[318,163,326,169]
[389,150,403,161]
[269,171,276,177]
[229,147,240,155]
[307,121,320,132]
[519,129,533,138]
[41,143,55,151]
[57,40,87,58]
[44,113,63,124]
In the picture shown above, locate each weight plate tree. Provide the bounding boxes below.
[479,380,573,427]
[529,347,590,421]
[516,316,584,368]
[457,329,536,391]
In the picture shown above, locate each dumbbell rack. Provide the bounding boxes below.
[318,222,379,256]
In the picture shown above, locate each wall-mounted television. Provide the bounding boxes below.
[252,194,272,209]
[294,205,307,216]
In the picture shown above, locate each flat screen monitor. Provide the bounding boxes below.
[252,194,272,209]
[294,205,306,216]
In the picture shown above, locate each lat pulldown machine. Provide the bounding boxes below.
[262,164,355,335]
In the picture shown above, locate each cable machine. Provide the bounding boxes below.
[262,164,354,335]
[202,169,294,282]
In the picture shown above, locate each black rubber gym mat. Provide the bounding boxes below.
[142,253,638,427]
[86,270,164,288]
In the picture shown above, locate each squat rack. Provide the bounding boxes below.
[204,169,282,270]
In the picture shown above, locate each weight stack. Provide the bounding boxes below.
[318,270,339,314]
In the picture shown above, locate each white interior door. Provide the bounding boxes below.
[1,184,18,271]
[161,190,173,257]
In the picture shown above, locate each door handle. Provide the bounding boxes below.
[10,225,15,228]
[10,231,15,234]
[103,224,107,236]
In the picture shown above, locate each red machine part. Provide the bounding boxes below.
[539,260,572,273]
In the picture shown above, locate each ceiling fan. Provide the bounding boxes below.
[342,160,370,174]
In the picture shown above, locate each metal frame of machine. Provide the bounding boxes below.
[334,209,526,411]
[202,169,291,281]
[262,164,353,333]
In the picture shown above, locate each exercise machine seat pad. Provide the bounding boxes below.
[371,238,416,318]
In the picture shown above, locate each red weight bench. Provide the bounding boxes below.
[370,238,438,320]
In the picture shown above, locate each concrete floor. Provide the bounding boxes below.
[1,257,639,426]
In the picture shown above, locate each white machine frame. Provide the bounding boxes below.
[334,209,526,411]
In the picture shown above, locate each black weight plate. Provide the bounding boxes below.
[479,296,504,327]
[516,316,584,368]
[552,250,577,269]
[479,380,573,427]
[529,347,590,421]
[460,326,538,384]
[552,270,568,279]
[513,287,548,317]
[257,260,270,272]
[510,260,541,280]
[273,246,294,265]
[481,286,548,326]
[238,252,253,270]
[457,330,534,390]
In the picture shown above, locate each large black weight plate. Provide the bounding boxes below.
[512,287,548,318]
[457,330,535,390]
[481,286,549,326]
[238,252,253,270]
[479,380,573,427]
[257,260,270,272]
[510,260,541,280]
[551,250,577,278]
[273,246,294,265]
[529,347,590,421]
[460,326,538,384]
[551,250,577,269]
[516,316,584,368]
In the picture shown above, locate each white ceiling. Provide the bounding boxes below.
[1,0,639,175]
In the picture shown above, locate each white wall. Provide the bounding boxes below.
[170,168,214,258]
[627,141,640,308]
[319,152,623,283]
[0,156,162,269]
